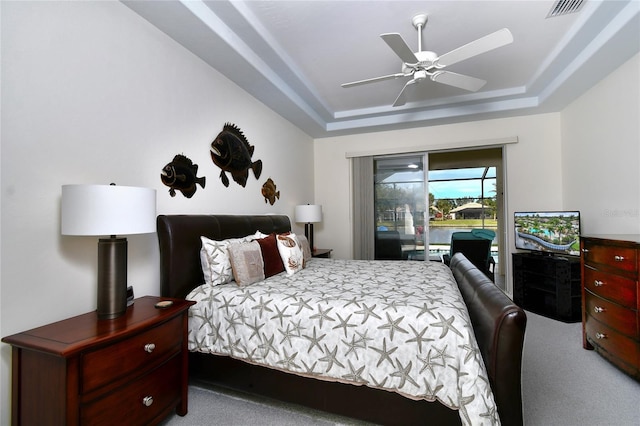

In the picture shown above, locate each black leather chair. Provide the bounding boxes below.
[443,229,496,280]
[375,230,403,260]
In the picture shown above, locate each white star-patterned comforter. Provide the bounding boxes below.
[187,258,499,425]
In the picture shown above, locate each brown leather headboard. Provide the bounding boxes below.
[156,215,291,299]
[450,252,527,426]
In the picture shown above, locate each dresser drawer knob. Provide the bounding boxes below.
[595,332,607,340]
[142,396,154,407]
[594,280,604,287]
[594,306,605,313]
[614,255,625,262]
[144,343,156,353]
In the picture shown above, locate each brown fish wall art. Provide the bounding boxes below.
[261,178,280,205]
[160,154,206,198]
[210,123,262,187]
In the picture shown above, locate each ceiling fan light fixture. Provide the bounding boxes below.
[414,70,428,81]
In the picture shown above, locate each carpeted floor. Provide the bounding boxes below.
[162,310,639,425]
[520,311,638,425]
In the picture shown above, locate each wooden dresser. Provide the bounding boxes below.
[581,235,639,380]
[2,296,195,425]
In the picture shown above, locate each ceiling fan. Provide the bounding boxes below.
[341,14,513,107]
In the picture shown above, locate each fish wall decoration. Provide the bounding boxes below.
[210,123,262,187]
[160,154,206,198]
[261,178,280,205]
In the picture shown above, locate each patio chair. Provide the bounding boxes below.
[375,230,404,260]
[442,229,496,280]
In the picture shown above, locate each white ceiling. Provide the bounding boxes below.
[123,0,640,138]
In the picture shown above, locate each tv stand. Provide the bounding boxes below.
[513,252,581,322]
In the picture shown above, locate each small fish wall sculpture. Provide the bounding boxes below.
[210,123,262,187]
[261,178,280,205]
[160,154,206,198]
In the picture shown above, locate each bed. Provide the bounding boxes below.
[157,214,526,425]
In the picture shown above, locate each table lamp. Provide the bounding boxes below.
[61,184,156,319]
[295,204,322,251]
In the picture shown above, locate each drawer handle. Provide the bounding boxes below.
[582,248,589,253]
[142,396,154,407]
[614,255,625,262]
[594,306,605,313]
[594,280,604,287]
[144,343,156,353]
[595,332,607,340]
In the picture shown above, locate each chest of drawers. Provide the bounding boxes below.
[2,296,195,425]
[581,235,639,380]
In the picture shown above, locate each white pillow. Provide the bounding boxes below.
[199,236,247,286]
[276,233,304,275]
[247,230,268,241]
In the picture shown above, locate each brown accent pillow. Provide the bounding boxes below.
[256,233,285,277]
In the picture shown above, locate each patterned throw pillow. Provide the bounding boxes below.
[227,241,265,287]
[276,233,304,275]
[199,236,248,286]
[256,233,286,277]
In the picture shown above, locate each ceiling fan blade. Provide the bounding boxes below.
[342,73,408,88]
[431,71,487,92]
[380,33,419,64]
[436,28,513,67]
[392,79,418,107]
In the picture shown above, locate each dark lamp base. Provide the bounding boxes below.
[304,223,315,252]
[97,237,128,320]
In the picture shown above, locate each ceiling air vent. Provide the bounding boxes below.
[547,0,585,18]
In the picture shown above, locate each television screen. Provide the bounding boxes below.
[514,211,581,256]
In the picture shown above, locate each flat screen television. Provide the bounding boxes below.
[514,211,581,256]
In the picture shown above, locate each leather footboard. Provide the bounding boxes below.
[450,252,527,426]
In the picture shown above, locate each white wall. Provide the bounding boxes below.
[0,2,313,422]
[561,54,640,234]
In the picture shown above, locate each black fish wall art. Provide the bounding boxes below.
[160,154,206,198]
[210,123,262,187]
[261,178,280,205]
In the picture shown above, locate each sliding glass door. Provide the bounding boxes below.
[368,148,503,272]
[373,154,428,260]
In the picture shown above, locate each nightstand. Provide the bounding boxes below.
[2,296,195,425]
[312,249,332,258]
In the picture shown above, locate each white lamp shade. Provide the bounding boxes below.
[61,184,156,236]
[295,204,322,223]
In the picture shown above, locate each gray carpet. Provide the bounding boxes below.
[521,311,638,425]
[162,311,639,425]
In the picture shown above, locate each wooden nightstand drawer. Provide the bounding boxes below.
[585,291,637,338]
[583,267,636,308]
[583,242,637,273]
[82,314,183,393]
[81,353,182,425]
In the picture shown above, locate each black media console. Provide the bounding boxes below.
[512,252,582,322]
